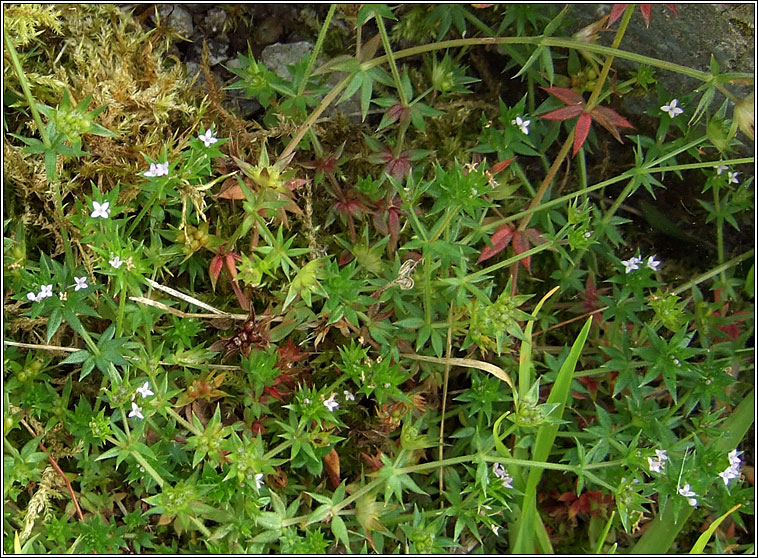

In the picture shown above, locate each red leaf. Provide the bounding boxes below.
[512,230,531,272]
[591,106,635,143]
[388,209,400,241]
[573,112,593,157]
[542,86,585,106]
[540,105,584,122]
[231,279,249,311]
[607,4,629,26]
[477,224,514,263]
[664,4,678,17]
[323,449,341,490]
[209,255,223,292]
[490,157,516,174]
[639,4,652,27]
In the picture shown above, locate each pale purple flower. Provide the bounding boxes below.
[655,449,668,462]
[512,116,531,135]
[90,201,110,219]
[128,402,144,420]
[728,171,740,184]
[109,255,123,269]
[26,292,39,302]
[324,394,339,412]
[74,276,89,291]
[144,162,169,178]
[343,390,355,401]
[621,256,642,274]
[646,255,661,271]
[661,99,683,118]
[716,165,728,175]
[198,128,218,148]
[493,462,513,489]
[678,483,697,507]
[136,381,154,398]
[648,457,664,473]
[719,450,742,485]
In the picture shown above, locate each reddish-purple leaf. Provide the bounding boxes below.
[209,255,223,292]
[540,105,584,122]
[639,4,652,27]
[477,224,514,264]
[542,86,585,106]
[573,112,593,157]
[607,4,629,26]
[512,230,532,272]
[224,253,240,281]
[591,106,635,143]
[490,157,516,174]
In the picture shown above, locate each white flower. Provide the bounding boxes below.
[678,483,697,507]
[128,402,144,420]
[144,161,169,178]
[74,276,89,291]
[254,472,264,491]
[661,99,683,118]
[343,390,355,401]
[38,284,53,300]
[26,292,39,302]
[648,457,664,473]
[90,201,111,219]
[512,116,531,135]
[493,462,513,489]
[109,255,124,269]
[136,381,154,398]
[646,255,661,271]
[728,171,740,184]
[716,165,728,175]
[198,128,218,148]
[323,394,339,412]
[621,256,642,274]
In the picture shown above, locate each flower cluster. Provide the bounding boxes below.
[621,254,660,274]
[128,381,154,421]
[647,449,668,473]
[492,462,513,489]
[27,275,90,303]
[716,164,740,184]
[719,449,742,486]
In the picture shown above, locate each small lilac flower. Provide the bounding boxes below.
[728,171,740,184]
[254,472,264,491]
[493,462,513,489]
[716,164,728,175]
[74,276,89,291]
[38,284,53,300]
[621,256,642,274]
[661,99,683,118]
[512,116,531,135]
[678,483,697,507]
[648,457,664,473]
[26,292,39,302]
[109,255,123,269]
[646,255,661,271]
[728,449,742,468]
[343,390,355,401]
[90,201,110,219]
[128,402,144,420]
[655,449,668,462]
[198,128,218,148]
[144,162,169,178]
[324,394,339,412]
[136,381,154,398]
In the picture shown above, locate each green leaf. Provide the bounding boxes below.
[689,504,741,553]
[59,350,90,365]
[46,307,63,342]
[331,514,350,548]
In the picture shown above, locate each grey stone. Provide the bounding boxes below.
[157,5,194,38]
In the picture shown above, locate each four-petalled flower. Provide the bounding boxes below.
[323,394,339,412]
[661,99,683,118]
[343,390,355,401]
[254,472,264,491]
[128,402,144,420]
[728,171,740,184]
[716,164,728,175]
[136,381,154,399]
[109,255,124,269]
[74,276,89,291]
[38,284,53,300]
[512,116,531,135]
[621,256,642,274]
[90,201,110,219]
[198,128,218,148]
[144,162,169,178]
[678,483,697,507]
[646,255,661,271]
